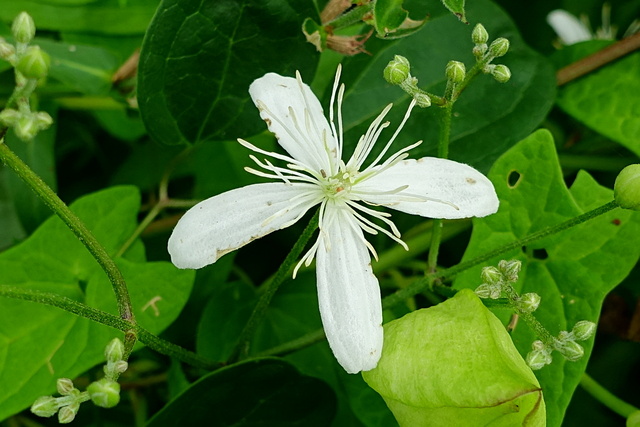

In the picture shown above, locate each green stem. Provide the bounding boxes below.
[227,209,320,363]
[0,285,222,370]
[383,200,619,308]
[258,329,326,358]
[580,373,639,418]
[0,137,136,323]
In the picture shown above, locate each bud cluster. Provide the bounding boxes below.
[525,320,597,370]
[383,55,432,107]
[471,24,512,84]
[30,338,128,423]
[0,11,53,142]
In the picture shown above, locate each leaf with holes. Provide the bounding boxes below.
[453,129,640,426]
[340,0,555,172]
[137,0,318,145]
[552,40,640,156]
[0,186,194,419]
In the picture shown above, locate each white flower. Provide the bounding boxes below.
[547,10,593,46]
[168,66,499,373]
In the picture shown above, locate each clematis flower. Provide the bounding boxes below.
[168,66,499,374]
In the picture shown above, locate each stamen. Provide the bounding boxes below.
[367,98,418,169]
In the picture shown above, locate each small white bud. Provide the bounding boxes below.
[56,378,75,396]
[31,396,59,417]
[12,12,36,44]
[572,320,596,341]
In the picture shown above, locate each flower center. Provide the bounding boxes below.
[320,167,359,200]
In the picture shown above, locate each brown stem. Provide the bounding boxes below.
[557,32,640,86]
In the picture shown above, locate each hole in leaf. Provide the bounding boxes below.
[522,246,548,260]
[507,170,521,188]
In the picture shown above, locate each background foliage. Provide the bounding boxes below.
[1,0,639,425]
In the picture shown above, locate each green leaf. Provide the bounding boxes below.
[453,129,640,426]
[0,0,157,35]
[0,186,195,419]
[373,0,409,37]
[147,358,337,426]
[340,0,555,172]
[440,0,467,23]
[363,289,545,426]
[137,0,318,146]
[553,41,640,156]
[36,39,119,96]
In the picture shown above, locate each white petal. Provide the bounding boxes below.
[357,158,499,219]
[316,207,383,374]
[168,183,318,269]
[547,10,592,45]
[249,73,337,172]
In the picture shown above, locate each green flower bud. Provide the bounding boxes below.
[614,164,640,211]
[518,293,541,313]
[488,38,510,57]
[87,378,121,408]
[105,338,125,363]
[445,60,466,84]
[58,403,79,424]
[627,410,640,427]
[31,395,59,417]
[498,259,521,282]
[526,348,552,370]
[472,44,487,58]
[0,109,20,127]
[474,283,492,299]
[480,266,501,284]
[33,111,53,129]
[14,115,39,140]
[492,64,511,83]
[472,24,489,45]
[413,92,431,108]
[16,46,50,79]
[571,320,596,341]
[556,339,584,362]
[363,289,546,425]
[57,378,76,396]
[384,55,411,85]
[12,12,36,44]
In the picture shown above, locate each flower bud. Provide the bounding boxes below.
[113,360,129,374]
[571,320,596,341]
[87,378,121,408]
[33,111,53,129]
[627,410,640,427]
[16,46,50,79]
[58,403,79,424]
[12,12,36,44]
[445,60,466,84]
[481,266,501,284]
[472,24,489,44]
[31,395,59,417]
[57,378,76,396]
[474,283,492,299]
[518,293,541,313]
[488,38,510,58]
[14,115,39,140]
[556,339,584,362]
[526,348,552,370]
[614,164,640,211]
[0,109,20,127]
[492,64,511,83]
[473,44,487,58]
[498,259,521,282]
[412,92,431,108]
[384,55,411,85]
[105,338,125,363]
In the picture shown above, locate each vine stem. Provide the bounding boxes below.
[0,285,221,370]
[227,209,320,363]
[580,373,639,418]
[0,133,136,324]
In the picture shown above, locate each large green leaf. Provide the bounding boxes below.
[137,0,319,145]
[0,186,195,419]
[553,40,640,156]
[147,358,337,426]
[340,0,555,172]
[453,130,640,426]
